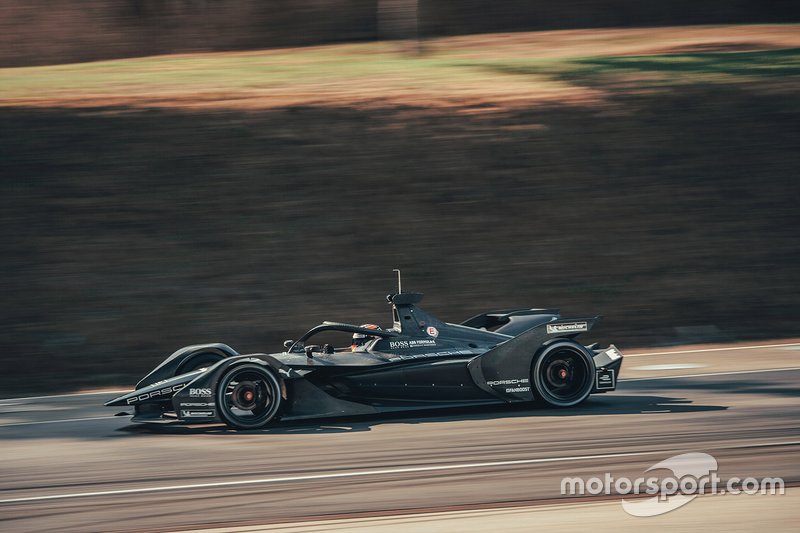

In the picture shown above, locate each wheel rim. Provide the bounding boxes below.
[535,344,593,406]
[218,367,280,428]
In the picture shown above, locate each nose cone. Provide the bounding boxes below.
[103,369,205,407]
[104,394,131,407]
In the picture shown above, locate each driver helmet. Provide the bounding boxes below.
[351,324,381,351]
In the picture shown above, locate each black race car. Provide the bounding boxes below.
[106,291,623,429]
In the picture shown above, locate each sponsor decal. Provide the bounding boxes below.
[487,378,531,393]
[179,402,215,407]
[546,322,588,334]
[189,388,213,397]
[388,349,473,361]
[278,368,292,378]
[426,326,439,338]
[595,369,616,390]
[389,339,437,350]
[126,384,186,405]
[180,410,215,418]
[487,378,530,386]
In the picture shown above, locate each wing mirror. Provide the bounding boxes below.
[283,340,294,349]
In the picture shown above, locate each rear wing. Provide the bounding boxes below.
[461,308,560,329]
[461,308,561,336]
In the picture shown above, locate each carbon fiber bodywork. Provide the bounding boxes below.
[106,292,623,427]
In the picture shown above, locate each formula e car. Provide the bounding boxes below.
[106,291,623,429]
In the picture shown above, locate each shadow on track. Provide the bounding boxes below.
[117,393,726,436]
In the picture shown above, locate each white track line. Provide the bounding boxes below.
[2,451,654,504]
[2,440,799,505]
[0,416,118,428]
[625,342,800,357]
[620,366,800,382]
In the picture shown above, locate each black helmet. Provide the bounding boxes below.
[351,324,381,350]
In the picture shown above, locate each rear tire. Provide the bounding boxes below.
[216,364,282,430]
[532,340,595,407]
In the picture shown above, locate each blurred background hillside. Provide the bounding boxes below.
[0,3,798,394]
[1,0,799,66]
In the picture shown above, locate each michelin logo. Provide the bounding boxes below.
[547,322,588,334]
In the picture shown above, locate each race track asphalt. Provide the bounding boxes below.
[1,341,798,532]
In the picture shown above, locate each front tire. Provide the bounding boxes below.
[217,364,282,430]
[532,340,595,407]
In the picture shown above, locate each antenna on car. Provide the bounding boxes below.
[393,269,402,294]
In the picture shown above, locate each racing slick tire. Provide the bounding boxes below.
[217,364,282,430]
[532,340,595,407]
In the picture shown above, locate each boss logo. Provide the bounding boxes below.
[189,388,213,397]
